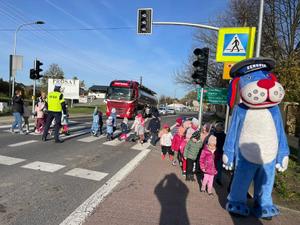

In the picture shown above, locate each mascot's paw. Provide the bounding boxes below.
[222,154,234,170]
[276,156,289,172]
[226,201,250,216]
[252,204,279,218]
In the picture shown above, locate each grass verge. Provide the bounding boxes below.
[68,105,106,115]
[273,146,300,211]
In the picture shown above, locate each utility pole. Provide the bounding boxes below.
[256,0,264,57]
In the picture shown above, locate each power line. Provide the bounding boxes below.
[0,26,135,31]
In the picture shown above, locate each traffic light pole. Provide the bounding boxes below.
[198,86,204,129]
[152,22,219,31]
[32,59,36,116]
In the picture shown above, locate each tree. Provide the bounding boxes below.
[72,76,86,90]
[179,91,197,106]
[39,64,65,92]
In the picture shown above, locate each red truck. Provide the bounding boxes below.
[105,80,157,119]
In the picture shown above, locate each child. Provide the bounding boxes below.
[98,110,103,135]
[147,112,161,146]
[91,107,100,136]
[184,130,203,181]
[61,109,70,136]
[186,118,199,140]
[35,100,45,134]
[131,113,144,143]
[171,117,183,136]
[119,117,129,140]
[200,135,218,195]
[213,122,226,185]
[111,108,117,132]
[22,103,31,134]
[159,124,173,161]
[171,125,185,166]
[106,116,114,141]
[137,115,145,144]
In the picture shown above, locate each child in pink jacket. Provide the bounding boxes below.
[199,135,217,195]
[171,125,185,166]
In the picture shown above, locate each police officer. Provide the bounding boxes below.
[42,84,67,143]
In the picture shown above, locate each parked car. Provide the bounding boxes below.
[166,108,176,115]
[158,107,167,115]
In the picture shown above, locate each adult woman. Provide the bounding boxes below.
[11,90,24,134]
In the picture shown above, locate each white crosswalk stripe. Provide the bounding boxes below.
[0,155,26,165]
[131,142,151,151]
[64,168,108,181]
[77,135,106,143]
[21,161,66,172]
[8,140,38,147]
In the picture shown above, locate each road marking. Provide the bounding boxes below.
[0,155,26,165]
[0,123,35,129]
[59,148,151,225]
[8,140,38,147]
[65,168,108,181]
[131,142,151,150]
[77,135,106,143]
[21,161,65,172]
[60,129,91,141]
[102,131,122,146]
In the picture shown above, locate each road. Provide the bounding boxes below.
[0,114,188,225]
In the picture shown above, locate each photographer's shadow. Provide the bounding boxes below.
[154,173,190,225]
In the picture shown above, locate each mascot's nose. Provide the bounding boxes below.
[257,79,275,90]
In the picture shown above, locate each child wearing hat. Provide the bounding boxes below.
[106,116,114,141]
[199,135,218,195]
[171,117,183,136]
[184,130,203,181]
[159,124,173,161]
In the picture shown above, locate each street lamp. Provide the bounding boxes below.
[11,20,45,97]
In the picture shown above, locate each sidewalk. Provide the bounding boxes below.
[84,148,300,225]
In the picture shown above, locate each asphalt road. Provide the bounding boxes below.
[0,114,192,225]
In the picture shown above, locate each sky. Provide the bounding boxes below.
[0,0,228,98]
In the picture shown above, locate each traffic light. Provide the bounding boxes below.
[137,8,152,34]
[35,60,43,79]
[191,48,209,87]
[30,69,36,80]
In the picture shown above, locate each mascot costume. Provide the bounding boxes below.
[223,57,290,220]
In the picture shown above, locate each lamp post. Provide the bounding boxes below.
[10,21,45,97]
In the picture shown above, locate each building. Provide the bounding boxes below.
[88,85,108,99]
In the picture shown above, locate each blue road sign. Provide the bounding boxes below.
[223,33,249,56]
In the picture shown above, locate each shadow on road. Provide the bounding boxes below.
[154,173,190,225]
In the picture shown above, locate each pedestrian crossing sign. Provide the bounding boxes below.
[216,27,256,62]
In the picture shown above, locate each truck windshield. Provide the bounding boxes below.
[107,87,132,100]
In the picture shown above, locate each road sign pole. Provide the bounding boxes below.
[224,104,230,134]
[198,87,204,129]
[256,0,264,57]
[32,59,36,117]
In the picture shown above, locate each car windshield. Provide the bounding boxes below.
[107,87,132,100]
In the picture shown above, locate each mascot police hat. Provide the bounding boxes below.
[228,57,284,109]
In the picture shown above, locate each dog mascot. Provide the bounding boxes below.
[223,57,289,220]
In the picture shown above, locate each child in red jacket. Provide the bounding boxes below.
[200,135,217,195]
[171,125,185,166]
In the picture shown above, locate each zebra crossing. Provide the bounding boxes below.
[0,117,175,183]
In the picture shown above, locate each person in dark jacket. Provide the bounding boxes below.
[11,89,24,134]
[147,112,161,146]
[213,122,226,185]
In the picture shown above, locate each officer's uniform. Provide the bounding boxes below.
[42,86,67,143]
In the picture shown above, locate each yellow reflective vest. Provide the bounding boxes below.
[47,91,65,112]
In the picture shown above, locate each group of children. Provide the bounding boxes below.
[159,116,226,195]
